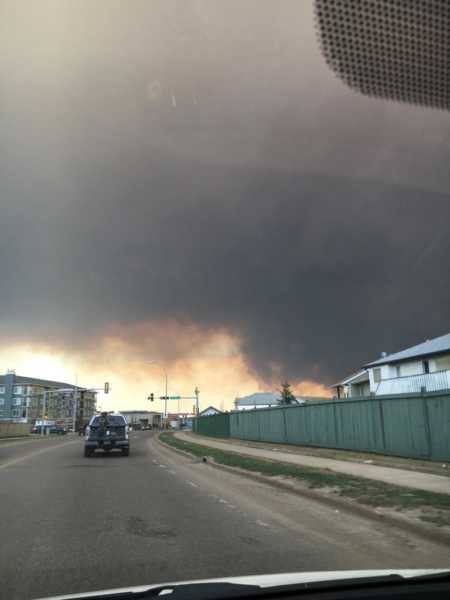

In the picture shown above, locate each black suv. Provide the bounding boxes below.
[84,413,130,457]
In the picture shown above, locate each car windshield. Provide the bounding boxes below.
[1,1,450,599]
[90,415,126,427]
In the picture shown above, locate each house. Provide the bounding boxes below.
[198,406,222,417]
[333,333,450,398]
[331,370,370,399]
[365,333,450,395]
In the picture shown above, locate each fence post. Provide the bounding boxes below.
[421,391,433,460]
[282,407,288,443]
[332,402,338,448]
[378,398,387,453]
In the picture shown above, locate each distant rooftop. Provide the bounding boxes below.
[0,373,83,389]
[198,406,222,415]
[365,333,450,367]
[235,392,280,406]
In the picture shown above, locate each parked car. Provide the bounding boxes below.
[50,426,67,435]
[84,413,130,457]
[31,425,66,434]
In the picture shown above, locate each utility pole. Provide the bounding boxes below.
[194,386,200,416]
[41,390,47,436]
[73,374,78,433]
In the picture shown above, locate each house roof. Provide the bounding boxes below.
[199,405,222,415]
[0,373,84,389]
[235,392,304,406]
[331,370,369,388]
[365,333,450,367]
[235,392,280,406]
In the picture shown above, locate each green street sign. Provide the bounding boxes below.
[170,396,181,400]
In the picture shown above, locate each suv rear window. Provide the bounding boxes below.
[90,415,126,427]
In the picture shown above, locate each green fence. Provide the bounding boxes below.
[193,412,230,438]
[193,391,450,462]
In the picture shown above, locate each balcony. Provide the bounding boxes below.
[375,370,450,396]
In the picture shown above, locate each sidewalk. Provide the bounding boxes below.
[176,432,450,495]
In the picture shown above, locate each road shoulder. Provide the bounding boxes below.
[159,431,450,546]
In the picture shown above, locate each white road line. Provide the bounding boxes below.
[255,520,270,527]
[159,464,167,469]
[168,469,176,475]
[186,481,198,487]
[218,498,229,504]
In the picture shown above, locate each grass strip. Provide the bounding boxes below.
[160,432,450,525]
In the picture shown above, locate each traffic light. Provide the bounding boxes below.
[148,393,154,402]
[104,382,110,394]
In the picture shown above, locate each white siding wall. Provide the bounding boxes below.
[398,360,424,376]
[368,369,377,392]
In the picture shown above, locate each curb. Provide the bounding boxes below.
[157,433,450,548]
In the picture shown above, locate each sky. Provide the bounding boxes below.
[1,0,450,412]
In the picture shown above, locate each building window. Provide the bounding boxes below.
[423,360,430,374]
[435,355,450,371]
[373,368,381,383]
[0,386,5,393]
[0,398,4,406]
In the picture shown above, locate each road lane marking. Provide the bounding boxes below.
[187,481,198,487]
[168,469,176,475]
[0,440,78,470]
[255,520,270,527]
[159,464,167,469]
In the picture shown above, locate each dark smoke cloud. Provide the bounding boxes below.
[1,0,450,384]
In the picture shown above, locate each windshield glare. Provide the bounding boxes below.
[1,1,449,599]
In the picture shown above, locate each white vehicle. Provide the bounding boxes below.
[36,570,450,599]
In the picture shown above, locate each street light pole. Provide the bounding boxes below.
[72,374,78,433]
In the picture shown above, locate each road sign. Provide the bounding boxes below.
[159,396,181,400]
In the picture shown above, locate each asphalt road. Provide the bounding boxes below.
[0,432,448,600]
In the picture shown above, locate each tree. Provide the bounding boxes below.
[278,381,296,405]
